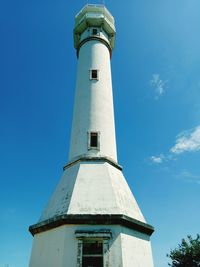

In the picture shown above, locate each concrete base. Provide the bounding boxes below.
[29,225,154,267]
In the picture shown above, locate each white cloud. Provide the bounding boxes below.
[150,154,164,164]
[150,74,168,99]
[149,126,200,166]
[170,126,200,154]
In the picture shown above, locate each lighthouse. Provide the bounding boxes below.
[29,4,154,267]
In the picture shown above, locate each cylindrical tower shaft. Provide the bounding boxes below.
[69,4,117,162]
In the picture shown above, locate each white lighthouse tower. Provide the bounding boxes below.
[29,5,154,267]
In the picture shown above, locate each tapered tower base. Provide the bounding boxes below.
[29,159,154,267]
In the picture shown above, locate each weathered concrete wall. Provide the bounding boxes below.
[29,226,68,267]
[120,227,154,267]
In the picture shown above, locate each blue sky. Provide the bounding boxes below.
[1,0,200,266]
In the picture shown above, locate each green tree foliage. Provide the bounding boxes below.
[167,234,200,267]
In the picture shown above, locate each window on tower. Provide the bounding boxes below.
[82,240,103,267]
[90,133,98,147]
[75,230,111,267]
[90,69,99,80]
[88,132,100,150]
[92,28,98,35]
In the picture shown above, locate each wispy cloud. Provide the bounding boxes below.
[150,74,168,99]
[175,170,200,185]
[150,154,164,164]
[149,153,175,164]
[170,126,200,154]
[150,125,200,164]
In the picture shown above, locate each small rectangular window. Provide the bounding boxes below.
[88,132,100,150]
[75,230,111,267]
[90,132,98,148]
[90,69,98,80]
[92,28,98,35]
[82,241,103,267]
